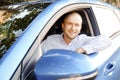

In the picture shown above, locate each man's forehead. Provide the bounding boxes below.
[64,13,82,23]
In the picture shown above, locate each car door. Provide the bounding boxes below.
[90,6,120,68]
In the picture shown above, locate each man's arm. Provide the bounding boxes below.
[77,35,112,54]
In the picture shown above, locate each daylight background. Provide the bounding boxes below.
[0,0,120,8]
[101,0,120,8]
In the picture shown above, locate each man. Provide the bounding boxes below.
[41,11,111,54]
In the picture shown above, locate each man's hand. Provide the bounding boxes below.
[76,48,87,54]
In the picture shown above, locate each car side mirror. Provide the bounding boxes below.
[34,49,97,80]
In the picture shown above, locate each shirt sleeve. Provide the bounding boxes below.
[81,35,112,54]
[41,39,47,54]
[40,35,53,54]
[40,34,62,54]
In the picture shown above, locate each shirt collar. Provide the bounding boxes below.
[60,33,66,44]
[60,33,78,45]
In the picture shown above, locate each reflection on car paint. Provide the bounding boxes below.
[0,2,50,58]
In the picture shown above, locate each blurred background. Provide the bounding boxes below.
[101,0,120,8]
[0,0,120,8]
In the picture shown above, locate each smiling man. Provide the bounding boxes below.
[62,12,82,45]
[41,11,111,54]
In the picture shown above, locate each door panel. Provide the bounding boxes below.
[96,47,120,80]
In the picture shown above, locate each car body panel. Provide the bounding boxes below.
[95,47,120,80]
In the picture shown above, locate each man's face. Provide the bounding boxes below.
[62,13,82,40]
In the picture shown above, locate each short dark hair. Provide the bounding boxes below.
[62,11,81,23]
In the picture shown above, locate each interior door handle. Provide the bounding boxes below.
[104,61,116,75]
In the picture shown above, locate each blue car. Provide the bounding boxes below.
[0,0,120,80]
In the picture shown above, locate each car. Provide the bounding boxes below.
[0,0,120,80]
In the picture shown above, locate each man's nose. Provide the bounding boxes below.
[71,25,76,31]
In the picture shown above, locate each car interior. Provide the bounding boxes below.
[44,10,91,40]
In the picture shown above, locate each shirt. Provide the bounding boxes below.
[41,34,111,54]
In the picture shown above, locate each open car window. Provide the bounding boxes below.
[43,9,92,41]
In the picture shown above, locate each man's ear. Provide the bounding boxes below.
[62,23,64,31]
[62,23,64,28]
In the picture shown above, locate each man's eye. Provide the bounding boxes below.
[76,24,81,27]
[68,23,72,26]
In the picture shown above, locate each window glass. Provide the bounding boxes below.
[93,7,120,37]
[0,2,50,58]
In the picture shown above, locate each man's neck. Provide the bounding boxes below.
[63,35,72,45]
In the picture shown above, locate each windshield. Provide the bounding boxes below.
[0,2,50,58]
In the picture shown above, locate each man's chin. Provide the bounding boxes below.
[69,36,76,40]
